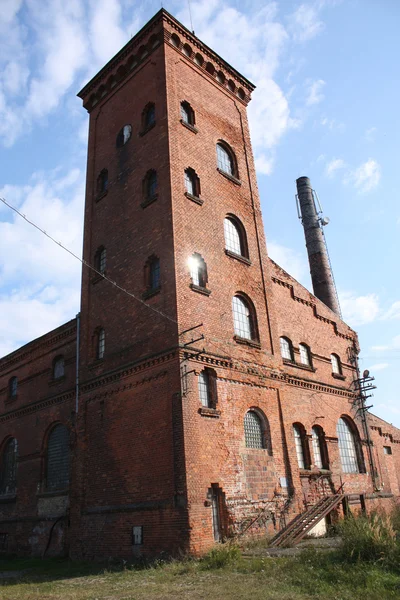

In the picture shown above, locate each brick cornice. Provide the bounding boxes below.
[271,276,355,342]
[0,390,75,424]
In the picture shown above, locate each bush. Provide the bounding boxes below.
[200,543,242,570]
[339,512,398,565]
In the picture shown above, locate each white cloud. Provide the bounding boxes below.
[346,159,381,194]
[267,241,308,284]
[0,168,84,356]
[370,335,400,353]
[368,363,389,372]
[382,301,400,321]
[325,158,346,178]
[340,291,380,326]
[320,117,345,132]
[306,79,325,106]
[288,4,325,42]
[177,1,298,175]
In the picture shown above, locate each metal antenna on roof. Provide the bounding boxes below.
[188,0,195,34]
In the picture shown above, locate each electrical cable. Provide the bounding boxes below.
[0,196,178,325]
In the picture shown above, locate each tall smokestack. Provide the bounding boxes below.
[296,176,340,316]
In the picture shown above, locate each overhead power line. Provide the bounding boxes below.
[0,196,178,325]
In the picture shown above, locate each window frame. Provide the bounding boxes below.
[143,255,161,297]
[337,416,364,474]
[142,169,158,204]
[331,353,342,375]
[299,343,312,367]
[189,253,209,293]
[116,124,132,148]
[293,423,311,470]
[141,102,156,134]
[224,215,249,261]
[180,101,196,130]
[184,168,201,200]
[244,410,266,449]
[8,376,18,400]
[96,169,108,198]
[96,328,105,360]
[216,141,239,181]
[232,294,259,344]
[280,337,294,362]
[45,424,70,493]
[52,355,65,380]
[311,425,329,470]
[0,438,18,496]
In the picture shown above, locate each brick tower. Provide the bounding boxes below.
[73,8,283,558]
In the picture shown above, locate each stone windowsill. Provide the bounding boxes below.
[92,272,106,284]
[198,407,220,418]
[299,468,332,478]
[141,194,158,209]
[0,494,16,504]
[180,120,198,134]
[233,335,261,349]
[185,192,203,205]
[190,283,211,296]
[224,249,251,265]
[5,395,17,405]
[95,189,108,203]
[48,375,66,387]
[37,489,69,498]
[88,358,104,370]
[283,359,315,373]
[143,286,161,300]
[217,168,241,186]
[139,121,156,137]
[332,372,346,380]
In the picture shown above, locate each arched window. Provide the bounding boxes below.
[116,124,132,147]
[299,343,311,367]
[189,253,208,289]
[293,424,310,469]
[311,426,329,469]
[143,170,157,200]
[180,101,195,127]
[8,376,17,399]
[184,168,200,198]
[244,411,265,449]
[337,417,363,473]
[142,102,155,131]
[224,216,248,258]
[46,425,70,492]
[95,246,107,275]
[96,328,105,360]
[53,356,65,380]
[216,142,237,178]
[97,169,108,195]
[0,438,18,495]
[232,295,258,341]
[144,255,161,294]
[331,353,342,375]
[280,337,294,361]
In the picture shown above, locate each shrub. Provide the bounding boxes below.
[200,544,242,570]
[339,512,398,564]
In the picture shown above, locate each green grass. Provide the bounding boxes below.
[1,546,400,600]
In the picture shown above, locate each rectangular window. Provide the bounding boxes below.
[0,533,8,551]
[383,446,392,455]
[132,526,143,545]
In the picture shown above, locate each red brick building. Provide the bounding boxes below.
[0,9,399,559]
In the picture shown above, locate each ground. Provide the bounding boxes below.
[1,543,400,600]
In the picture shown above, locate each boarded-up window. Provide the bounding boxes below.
[0,438,18,495]
[46,425,70,491]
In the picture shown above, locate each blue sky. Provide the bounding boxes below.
[0,0,399,426]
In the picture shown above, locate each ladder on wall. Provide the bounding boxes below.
[269,493,345,548]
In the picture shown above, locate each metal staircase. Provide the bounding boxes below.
[269,493,345,548]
